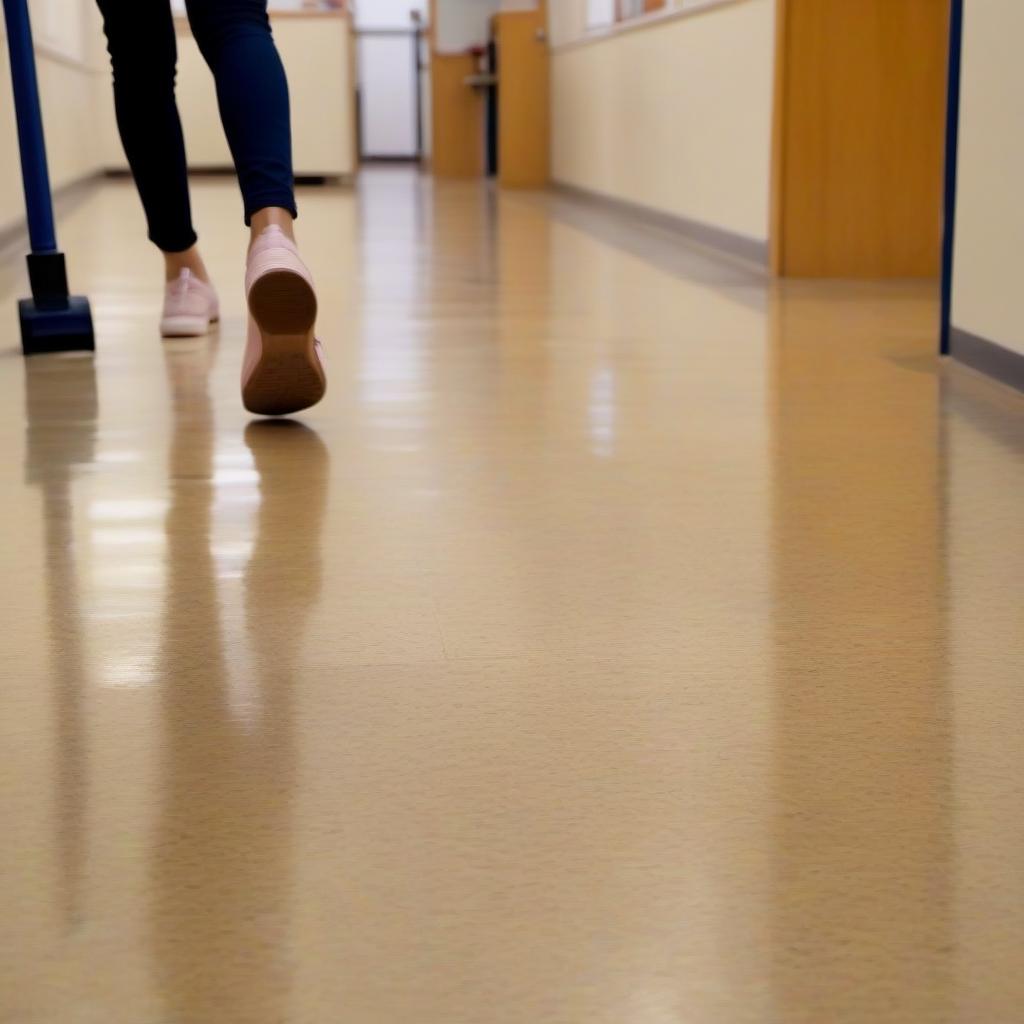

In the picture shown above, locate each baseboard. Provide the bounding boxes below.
[0,171,104,255]
[552,181,769,268]
[105,167,357,187]
[949,327,1024,394]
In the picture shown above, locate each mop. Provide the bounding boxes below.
[3,0,94,354]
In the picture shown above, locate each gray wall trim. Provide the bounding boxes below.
[949,327,1024,394]
[106,167,356,185]
[552,181,769,268]
[0,171,104,255]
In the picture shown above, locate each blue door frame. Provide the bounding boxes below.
[940,0,964,356]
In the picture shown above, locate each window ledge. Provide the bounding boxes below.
[551,0,755,54]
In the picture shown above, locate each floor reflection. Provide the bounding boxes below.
[769,285,952,1022]
[7,171,1024,1024]
[151,338,328,1022]
[23,353,99,929]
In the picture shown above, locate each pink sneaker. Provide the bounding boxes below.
[160,269,219,337]
[242,225,326,416]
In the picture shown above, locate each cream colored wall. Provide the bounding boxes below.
[951,0,1024,357]
[4,5,354,240]
[0,1,105,235]
[549,0,775,243]
[100,15,356,178]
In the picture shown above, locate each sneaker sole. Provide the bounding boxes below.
[244,269,326,417]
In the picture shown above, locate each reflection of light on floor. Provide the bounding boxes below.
[83,477,167,690]
[211,541,255,560]
[93,450,143,465]
[92,563,163,586]
[358,332,427,407]
[211,441,259,726]
[88,499,167,522]
[212,468,259,486]
[588,366,617,458]
[101,654,157,689]
[214,450,252,466]
[211,443,257,578]
[87,498,167,593]
[90,528,164,547]
[212,489,260,512]
[213,448,261,512]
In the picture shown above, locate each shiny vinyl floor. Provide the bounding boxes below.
[1,169,1023,1024]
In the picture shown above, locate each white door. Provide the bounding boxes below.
[358,32,420,159]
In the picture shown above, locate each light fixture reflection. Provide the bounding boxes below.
[88,499,168,522]
[588,366,617,458]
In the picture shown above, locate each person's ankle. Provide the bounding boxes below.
[164,245,210,284]
[250,207,296,247]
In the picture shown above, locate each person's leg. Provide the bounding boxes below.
[185,0,324,415]
[95,0,210,282]
[183,0,297,241]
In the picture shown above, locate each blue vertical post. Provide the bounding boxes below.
[3,0,94,354]
[940,0,964,357]
[4,0,57,254]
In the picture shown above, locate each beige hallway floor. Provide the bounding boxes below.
[1,169,1023,1024]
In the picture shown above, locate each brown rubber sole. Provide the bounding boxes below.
[243,269,326,417]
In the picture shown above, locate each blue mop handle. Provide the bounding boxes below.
[3,0,58,254]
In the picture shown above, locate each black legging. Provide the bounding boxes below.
[96,0,296,253]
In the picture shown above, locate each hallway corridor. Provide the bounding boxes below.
[1,168,1022,1023]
